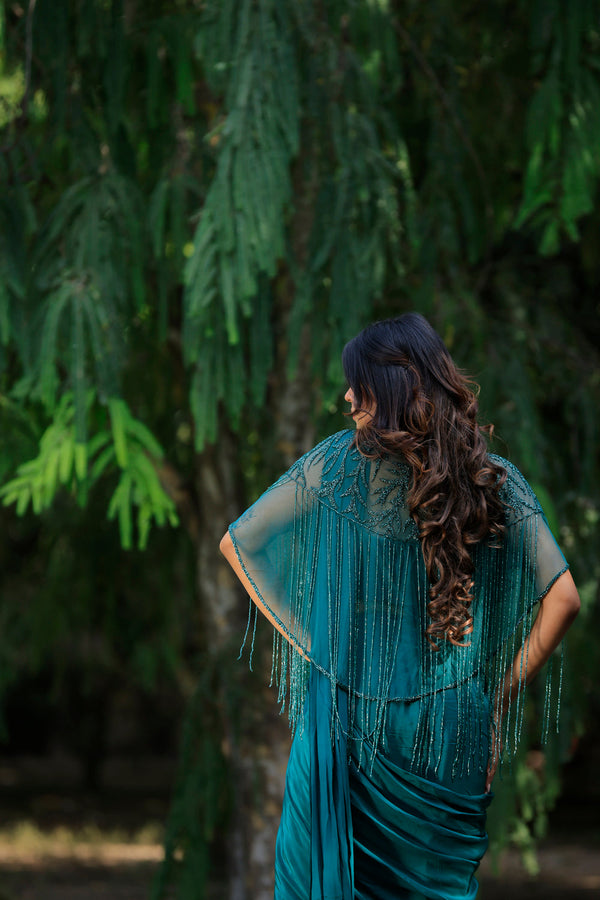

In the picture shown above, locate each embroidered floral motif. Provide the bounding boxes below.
[287,431,418,540]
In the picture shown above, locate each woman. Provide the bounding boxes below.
[220,313,580,900]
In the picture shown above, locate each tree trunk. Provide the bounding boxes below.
[194,426,292,900]
[194,430,248,900]
[191,122,322,898]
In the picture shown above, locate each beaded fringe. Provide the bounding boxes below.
[238,488,567,782]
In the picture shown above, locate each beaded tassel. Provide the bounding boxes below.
[232,431,569,781]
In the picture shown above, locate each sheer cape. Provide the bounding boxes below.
[230,430,568,777]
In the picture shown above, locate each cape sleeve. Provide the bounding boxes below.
[228,472,308,653]
[480,457,570,763]
[228,434,334,664]
[499,457,569,606]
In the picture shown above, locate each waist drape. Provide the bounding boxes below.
[275,669,492,900]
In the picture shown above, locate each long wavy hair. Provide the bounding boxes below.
[342,313,506,649]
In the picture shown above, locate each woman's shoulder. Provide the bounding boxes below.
[314,429,355,454]
[287,430,357,487]
[488,453,543,517]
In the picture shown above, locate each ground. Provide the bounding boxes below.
[1,820,598,899]
[0,757,597,899]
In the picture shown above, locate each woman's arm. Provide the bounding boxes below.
[485,569,580,791]
[219,530,310,660]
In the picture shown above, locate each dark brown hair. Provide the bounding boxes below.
[342,313,506,648]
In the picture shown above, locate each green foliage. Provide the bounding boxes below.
[485,629,581,874]
[0,394,178,549]
[517,0,600,252]
[29,172,145,439]
[0,489,194,757]
[104,398,179,549]
[487,754,558,876]
[286,2,405,389]
[183,0,300,447]
[0,393,91,513]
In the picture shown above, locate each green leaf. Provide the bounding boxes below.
[90,443,116,482]
[108,470,133,550]
[109,398,129,467]
[74,442,87,481]
[126,418,165,459]
[58,437,74,484]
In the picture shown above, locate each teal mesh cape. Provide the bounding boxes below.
[229,430,568,900]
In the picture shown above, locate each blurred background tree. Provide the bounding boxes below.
[0,0,599,897]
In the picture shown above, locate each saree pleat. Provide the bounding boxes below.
[308,676,354,899]
[276,673,354,900]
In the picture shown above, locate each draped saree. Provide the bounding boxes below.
[229,430,568,899]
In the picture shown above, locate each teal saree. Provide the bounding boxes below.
[229,430,568,899]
